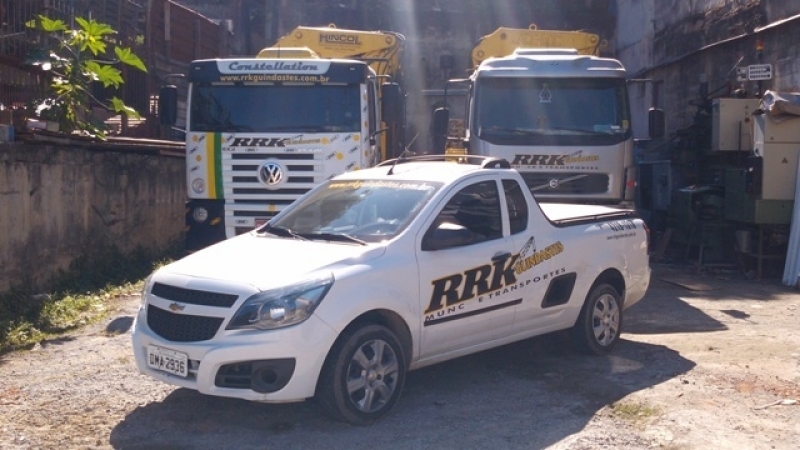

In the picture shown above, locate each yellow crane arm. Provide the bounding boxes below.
[270,24,405,80]
[471,24,606,67]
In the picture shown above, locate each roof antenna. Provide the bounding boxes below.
[386,150,408,175]
[386,133,419,175]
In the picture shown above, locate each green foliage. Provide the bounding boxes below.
[26,15,148,139]
[0,241,183,355]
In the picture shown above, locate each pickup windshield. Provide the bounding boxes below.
[189,83,361,133]
[265,179,441,243]
[474,77,631,145]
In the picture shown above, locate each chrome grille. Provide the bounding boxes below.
[520,172,610,195]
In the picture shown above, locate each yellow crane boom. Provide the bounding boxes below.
[269,24,405,81]
[471,24,605,68]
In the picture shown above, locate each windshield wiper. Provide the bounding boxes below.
[288,125,328,132]
[260,224,308,240]
[299,232,367,245]
[480,126,544,136]
[547,127,611,135]
[220,125,253,132]
[482,126,612,137]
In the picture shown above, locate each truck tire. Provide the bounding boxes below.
[316,325,407,425]
[572,283,622,355]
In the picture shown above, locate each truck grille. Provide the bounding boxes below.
[229,153,319,198]
[520,172,610,195]
[147,304,224,342]
[226,152,324,236]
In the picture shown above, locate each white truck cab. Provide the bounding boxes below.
[132,155,651,425]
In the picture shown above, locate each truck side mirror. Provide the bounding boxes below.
[159,85,178,126]
[380,83,403,124]
[431,107,450,155]
[648,108,665,139]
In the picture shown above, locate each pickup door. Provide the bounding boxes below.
[415,174,551,359]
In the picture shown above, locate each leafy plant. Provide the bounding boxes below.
[0,240,184,354]
[26,15,147,138]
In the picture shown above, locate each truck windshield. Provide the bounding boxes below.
[265,179,441,243]
[474,77,631,145]
[189,84,361,133]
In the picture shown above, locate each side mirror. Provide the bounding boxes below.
[422,221,473,251]
[380,82,403,124]
[431,107,450,155]
[159,85,178,126]
[648,108,665,139]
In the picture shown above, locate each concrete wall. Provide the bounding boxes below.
[0,141,185,293]
[616,0,800,138]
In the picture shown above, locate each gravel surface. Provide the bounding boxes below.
[1,263,798,449]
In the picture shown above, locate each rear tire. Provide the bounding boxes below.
[316,325,406,425]
[572,283,622,355]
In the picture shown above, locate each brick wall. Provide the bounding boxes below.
[618,0,800,138]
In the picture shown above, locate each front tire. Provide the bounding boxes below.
[316,325,407,425]
[573,283,622,355]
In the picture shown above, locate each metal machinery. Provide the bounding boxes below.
[725,109,798,224]
[726,99,799,276]
[160,25,407,251]
[662,94,797,275]
[433,25,605,153]
[424,25,605,157]
[430,25,663,205]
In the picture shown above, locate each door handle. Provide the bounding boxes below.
[492,252,512,262]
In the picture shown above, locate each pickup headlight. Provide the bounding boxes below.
[139,275,153,307]
[227,274,334,331]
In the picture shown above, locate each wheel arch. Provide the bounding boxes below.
[330,309,413,366]
[588,268,626,305]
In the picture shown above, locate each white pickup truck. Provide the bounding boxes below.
[132,155,651,425]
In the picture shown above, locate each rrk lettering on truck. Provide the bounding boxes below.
[426,239,565,314]
[426,253,519,314]
[227,137,288,147]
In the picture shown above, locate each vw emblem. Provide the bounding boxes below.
[258,161,284,187]
[548,178,560,189]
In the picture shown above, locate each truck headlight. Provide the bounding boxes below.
[192,207,209,223]
[227,274,334,331]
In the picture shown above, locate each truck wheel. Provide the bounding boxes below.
[572,283,622,355]
[317,325,406,425]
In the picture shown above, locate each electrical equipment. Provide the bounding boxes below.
[711,98,760,151]
[752,114,800,201]
[725,168,794,224]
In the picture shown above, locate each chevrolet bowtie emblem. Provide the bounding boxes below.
[169,302,186,312]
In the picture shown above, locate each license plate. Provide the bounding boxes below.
[146,345,188,377]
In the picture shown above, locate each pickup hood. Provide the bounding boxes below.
[159,233,385,291]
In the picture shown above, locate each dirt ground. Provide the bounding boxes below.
[1,262,798,450]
